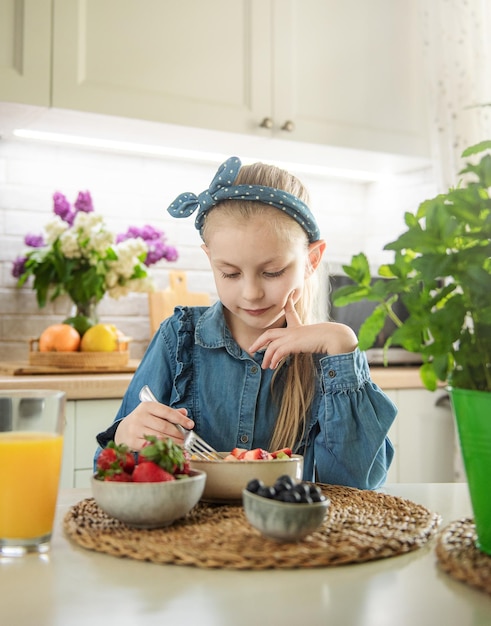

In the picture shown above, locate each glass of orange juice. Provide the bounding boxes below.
[0,389,65,556]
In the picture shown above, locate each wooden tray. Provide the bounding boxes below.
[28,337,131,370]
[0,360,140,376]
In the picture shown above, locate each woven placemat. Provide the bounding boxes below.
[436,518,491,595]
[63,484,441,570]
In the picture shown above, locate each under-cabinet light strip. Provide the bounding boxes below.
[12,128,382,182]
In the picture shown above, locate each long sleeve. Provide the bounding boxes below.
[308,349,397,489]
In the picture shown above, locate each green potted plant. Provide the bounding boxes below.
[332,140,491,554]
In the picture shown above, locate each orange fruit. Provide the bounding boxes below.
[39,324,81,352]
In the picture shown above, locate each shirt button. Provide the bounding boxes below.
[328,369,336,378]
[240,434,249,444]
[251,365,258,374]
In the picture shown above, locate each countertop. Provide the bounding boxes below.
[1,483,489,626]
[0,363,428,399]
[0,371,133,399]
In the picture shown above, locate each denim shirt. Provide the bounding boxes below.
[95,302,397,489]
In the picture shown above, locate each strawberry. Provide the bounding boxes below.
[243,448,272,460]
[96,441,135,479]
[271,447,293,459]
[138,435,187,475]
[174,450,191,476]
[132,461,175,483]
[97,447,117,470]
[230,447,247,459]
[104,471,133,482]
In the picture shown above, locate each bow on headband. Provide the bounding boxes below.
[167,156,320,243]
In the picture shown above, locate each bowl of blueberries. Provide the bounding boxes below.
[242,475,330,542]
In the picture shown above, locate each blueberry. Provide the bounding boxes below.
[293,483,310,497]
[279,489,302,503]
[276,474,295,488]
[246,478,264,493]
[308,485,326,502]
[273,478,293,494]
[257,485,276,499]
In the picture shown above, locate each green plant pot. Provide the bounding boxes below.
[450,387,491,555]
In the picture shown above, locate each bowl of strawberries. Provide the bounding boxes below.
[92,436,206,528]
[190,447,303,503]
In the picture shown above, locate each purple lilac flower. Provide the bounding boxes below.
[24,234,45,248]
[163,245,178,262]
[53,192,75,225]
[144,240,166,266]
[140,224,165,241]
[74,191,94,214]
[115,226,138,244]
[116,224,178,266]
[116,224,165,244]
[12,256,27,278]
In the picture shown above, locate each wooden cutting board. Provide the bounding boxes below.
[148,271,210,335]
[0,360,140,376]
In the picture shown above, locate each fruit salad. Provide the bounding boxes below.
[223,447,293,461]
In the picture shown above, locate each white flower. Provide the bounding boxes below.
[106,276,154,299]
[89,230,113,256]
[13,190,178,307]
[109,239,148,280]
[59,230,82,258]
[45,217,68,244]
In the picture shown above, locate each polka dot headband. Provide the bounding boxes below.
[167,156,321,243]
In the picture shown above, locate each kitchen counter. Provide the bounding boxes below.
[0,363,426,398]
[1,483,489,626]
[0,371,133,399]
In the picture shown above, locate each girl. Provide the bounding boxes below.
[95,156,396,489]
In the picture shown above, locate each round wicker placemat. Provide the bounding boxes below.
[63,484,441,570]
[436,518,491,595]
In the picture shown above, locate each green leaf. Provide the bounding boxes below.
[341,253,371,285]
[419,363,438,391]
[461,140,491,157]
[357,306,387,351]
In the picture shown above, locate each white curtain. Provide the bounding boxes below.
[421,0,491,190]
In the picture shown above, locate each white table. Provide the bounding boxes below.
[1,484,490,626]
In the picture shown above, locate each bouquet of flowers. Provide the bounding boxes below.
[12,191,178,315]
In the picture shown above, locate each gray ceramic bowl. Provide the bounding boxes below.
[91,469,206,528]
[242,488,330,542]
[190,454,303,503]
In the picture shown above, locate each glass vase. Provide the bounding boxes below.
[67,298,99,330]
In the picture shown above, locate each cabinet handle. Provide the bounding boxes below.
[281,120,295,132]
[259,117,273,129]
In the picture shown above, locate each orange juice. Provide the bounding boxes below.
[0,432,64,539]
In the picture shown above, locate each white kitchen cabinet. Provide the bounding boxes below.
[0,0,429,157]
[60,398,121,489]
[0,0,51,105]
[51,0,428,155]
[384,388,458,483]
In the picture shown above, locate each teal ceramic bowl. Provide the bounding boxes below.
[91,469,206,528]
[242,488,330,541]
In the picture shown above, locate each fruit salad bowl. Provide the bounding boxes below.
[190,450,303,503]
[91,469,206,528]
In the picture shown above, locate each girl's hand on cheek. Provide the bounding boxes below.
[249,292,302,369]
[249,294,359,369]
[114,400,194,451]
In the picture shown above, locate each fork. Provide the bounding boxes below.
[138,385,223,461]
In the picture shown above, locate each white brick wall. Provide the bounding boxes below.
[0,139,437,362]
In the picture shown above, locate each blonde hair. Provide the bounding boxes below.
[202,161,320,451]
